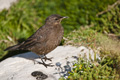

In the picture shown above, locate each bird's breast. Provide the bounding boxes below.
[44,25,64,53]
[32,25,64,55]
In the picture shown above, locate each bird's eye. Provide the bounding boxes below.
[55,18,58,20]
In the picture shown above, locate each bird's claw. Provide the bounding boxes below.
[36,61,54,68]
[42,63,54,68]
[43,57,53,62]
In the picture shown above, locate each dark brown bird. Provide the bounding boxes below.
[4,14,68,67]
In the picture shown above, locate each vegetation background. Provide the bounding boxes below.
[0,0,120,79]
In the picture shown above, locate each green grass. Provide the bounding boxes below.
[0,0,116,59]
[64,27,100,48]
[92,3,120,35]
[59,57,119,80]
[0,0,120,79]
[63,27,120,78]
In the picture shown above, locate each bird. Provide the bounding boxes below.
[4,14,68,67]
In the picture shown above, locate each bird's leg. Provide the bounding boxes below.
[29,58,37,64]
[42,55,53,62]
[40,58,54,68]
[36,55,54,68]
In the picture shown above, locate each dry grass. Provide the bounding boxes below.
[64,28,120,75]
[98,35,120,75]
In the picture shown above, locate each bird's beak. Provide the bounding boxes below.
[59,16,68,22]
[62,16,69,19]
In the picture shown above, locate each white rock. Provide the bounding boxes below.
[0,46,100,80]
[0,0,18,11]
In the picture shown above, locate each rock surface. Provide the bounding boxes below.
[0,46,100,80]
[0,0,18,11]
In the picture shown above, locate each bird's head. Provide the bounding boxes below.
[45,14,68,25]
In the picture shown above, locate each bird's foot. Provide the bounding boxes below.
[42,62,54,68]
[35,60,54,68]
[38,62,54,68]
[42,57,53,62]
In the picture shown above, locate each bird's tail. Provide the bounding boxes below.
[4,44,20,51]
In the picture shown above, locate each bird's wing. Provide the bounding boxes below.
[19,26,50,50]
[19,37,38,50]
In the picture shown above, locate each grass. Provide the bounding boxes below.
[0,0,117,59]
[59,57,119,80]
[64,27,99,48]
[63,27,120,77]
[0,0,120,78]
